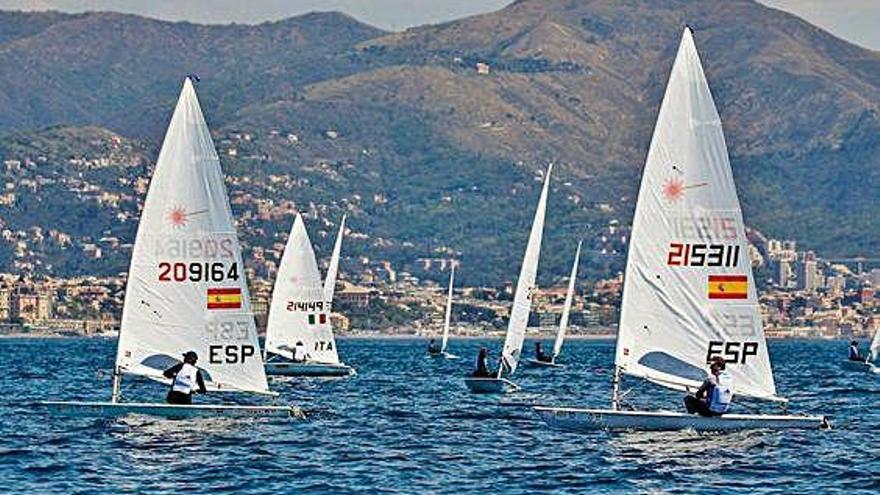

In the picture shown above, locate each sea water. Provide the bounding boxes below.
[0,338,877,494]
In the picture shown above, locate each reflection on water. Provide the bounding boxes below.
[1,337,877,494]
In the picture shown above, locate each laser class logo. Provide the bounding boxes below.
[166,206,208,228]
[661,165,709,203]
[663,177,686,202]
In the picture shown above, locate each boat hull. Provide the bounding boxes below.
[524,358,563,368]
[534,407,829,431]
[464,377,518,394]
[39,401,301,419]
[841,360,878,373]
[265,361,356,377]
[427,352,459,360]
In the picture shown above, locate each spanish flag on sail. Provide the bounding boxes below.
[707,275,748,300]
[207,287,242,309]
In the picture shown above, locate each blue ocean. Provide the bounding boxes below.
[1,337,877,494]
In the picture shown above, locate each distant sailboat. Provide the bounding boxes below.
[843,330,880,373]
[535,29,827,430]
[264,214,355,377]
[42,77,296,418]
[525,240,581,368]
[465,164,551,393]
[428,265,459,359]
[323,214,346,303]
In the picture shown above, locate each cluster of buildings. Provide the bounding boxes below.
[0,274,123,336]
[0,131,875,342]
[757,240,878,339]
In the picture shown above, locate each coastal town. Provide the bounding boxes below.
[0,236,876,341]
[0,129,878,340]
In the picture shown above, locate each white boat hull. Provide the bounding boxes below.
[265,361,355,377]
[39,401,301,419]
[524,358,563,368]
[464,377,518,394]
[534,407,829,431]
[428,351,459,360]
[841,360,878,373]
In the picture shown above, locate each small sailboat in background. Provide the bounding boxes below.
[323,214,346,302]
[525,240,581,369]
[465,164,551,393]
[535,29,827,431]
[41,77,296,418]
[842,331,880,373]
[264,214,355,377]
[428,265,459,359]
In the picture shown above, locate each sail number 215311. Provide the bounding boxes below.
[158,262,240,282]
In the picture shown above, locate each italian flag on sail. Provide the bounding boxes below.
[207,287,242,309]
[308,314,327,325]
[707,275,748,300]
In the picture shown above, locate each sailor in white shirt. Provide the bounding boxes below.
[684,356,734,417]
[163,351,207,405]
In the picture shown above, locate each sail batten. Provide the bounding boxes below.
[500,164,552,376]
[615,29,777,401]
[266,214,341,365]
[115,78,270,394]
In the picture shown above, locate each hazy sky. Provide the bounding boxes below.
[2,0,879,50]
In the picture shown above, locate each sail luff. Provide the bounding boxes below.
[323,214,346,303]
[614,28,780,401]
[441,265,455,353]
[553,240,581,360]
[500,164,552,376]
[115,78,270,394]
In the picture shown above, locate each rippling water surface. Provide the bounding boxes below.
[1,337,878,494]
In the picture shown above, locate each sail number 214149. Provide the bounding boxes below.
[158,262,240,282]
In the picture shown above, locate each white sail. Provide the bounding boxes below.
[614,29,780,401]
[553,240,582,360]
[115,78,270,395]
[500,164,552,376]
[266,213,340,364]
[323,214,346,303]
[870,328,880,362]
[441,265,455,353]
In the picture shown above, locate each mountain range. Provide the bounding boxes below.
[0,0,877,284]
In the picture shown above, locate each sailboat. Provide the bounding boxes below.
[323,214,346,302]
[428,265,459,359]
[535,29,828,430]
[41,77,296,418]
[525,240,582,368]
[842,331,880,373]
[465,164,551,393]
[264,214,355,377]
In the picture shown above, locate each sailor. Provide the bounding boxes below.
[684,357,733,417]
[848,340,863,361]
[534,342,552,363]
[163,351,207,405]
[473,347,493,377]
[427,338,442,355]
[293,341,309,362]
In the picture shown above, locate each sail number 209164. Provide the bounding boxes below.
[158,262,240,282]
